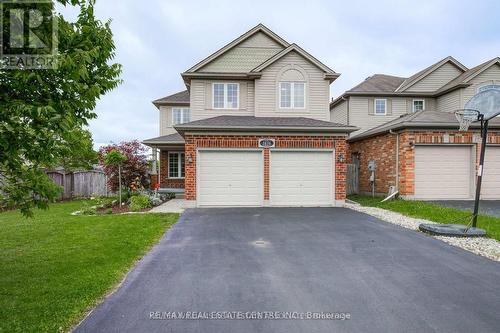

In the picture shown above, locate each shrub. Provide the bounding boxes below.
[129,194,152,212]
[80,205,96,215]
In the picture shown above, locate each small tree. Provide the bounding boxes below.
[98,140,149,193]
[104,150,127,206]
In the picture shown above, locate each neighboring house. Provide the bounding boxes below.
[144,24,357,207]
[331,57,500,200]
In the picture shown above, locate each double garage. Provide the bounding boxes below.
[414,145,500,200]
[196,149,335,207]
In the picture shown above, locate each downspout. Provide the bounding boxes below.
[389,130,399,191]
[342,96,350,125]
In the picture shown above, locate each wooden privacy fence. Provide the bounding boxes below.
[346,163,359,195]
[46,169,108,199]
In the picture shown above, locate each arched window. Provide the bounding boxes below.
[477,84,500,93]
[278,67,306,109]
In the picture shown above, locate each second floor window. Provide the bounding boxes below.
[374,99,387,115]
[172,108,191,125]
[412,99,425,112]
[213,83,239,109]
[280,82,305,108]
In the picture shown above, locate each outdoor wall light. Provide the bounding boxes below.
[186,153,193,164]
[338,154,345,163]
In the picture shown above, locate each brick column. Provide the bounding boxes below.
[184,143,197,200]
[335,139,347,200]
[264,148,269,200]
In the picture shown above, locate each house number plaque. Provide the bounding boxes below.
[258,138,275,148]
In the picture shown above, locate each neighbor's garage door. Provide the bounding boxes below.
[414,145,472,199]
[482,146,500,199]
[270,151,333,206]
[197,150,263,206]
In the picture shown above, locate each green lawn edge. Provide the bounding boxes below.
[0,200,180,333]
[348,195,500,241]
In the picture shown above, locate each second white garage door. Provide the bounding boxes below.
[270,151,334,206]
[482,146,500,199]
[197,150,263,206]
[414,145,473,199]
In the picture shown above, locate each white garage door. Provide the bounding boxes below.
[415,146,472,199]
[197,150,263,206]
[270,151,333,206]
[482,146,500,199]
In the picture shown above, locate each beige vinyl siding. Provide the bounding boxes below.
[403,97,437,113]
[189,79,254,121]
[198,32,284,73]
[255,51,330,120]
[462,63,500,106]
[349,96,409,135]
[437,89,463,113]
[159,106,177,136]
[330,100,348,124]
[406,62,463,92]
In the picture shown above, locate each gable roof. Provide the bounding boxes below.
[152,90,190,107]
[395,56,467,92]
[251,43,339,79]
[349,110,500,142]
[435,57,500,94]
[184,24,289,74]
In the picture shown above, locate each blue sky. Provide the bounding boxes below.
[58,0,500,147]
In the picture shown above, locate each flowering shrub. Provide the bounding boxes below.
[98,141,149,192]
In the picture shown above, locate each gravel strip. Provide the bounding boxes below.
[345,203,500,262]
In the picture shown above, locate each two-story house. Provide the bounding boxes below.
[144,24,357,207]
[330,56,500,200]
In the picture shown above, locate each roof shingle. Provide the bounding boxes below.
[152,90,190,106]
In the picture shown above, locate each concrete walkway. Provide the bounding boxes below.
[149,199,195,213]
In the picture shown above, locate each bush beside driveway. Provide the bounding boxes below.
[0,200,178,333]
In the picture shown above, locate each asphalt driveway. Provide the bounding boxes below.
[430,200,500,218]
[74,208,500,333]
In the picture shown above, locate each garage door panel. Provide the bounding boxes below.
[482,147,500,199]
[415,146,472,199]
[270,151,333,206]
[198,151,262,206]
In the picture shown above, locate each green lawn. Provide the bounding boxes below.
[349,195,500,241]
[0,200,179,333]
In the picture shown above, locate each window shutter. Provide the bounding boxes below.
[406,98,412,113]
[368,99,374,115]
[205,83,212,109]
[387,99,392,115]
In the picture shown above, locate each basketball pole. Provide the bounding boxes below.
[472,116,488,228]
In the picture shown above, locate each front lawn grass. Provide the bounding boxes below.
[0,200,179,333]
[349,195,500,241]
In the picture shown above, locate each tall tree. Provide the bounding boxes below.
[0,0,121,216]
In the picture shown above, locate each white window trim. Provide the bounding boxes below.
[168,152,185,179]
[477,83,500,93]
[171,107,191,125]
[374,98,387,115]
[412,99,425,113]
[212,82,240,109]
[279,81,306,109]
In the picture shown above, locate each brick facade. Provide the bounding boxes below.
[349,129,500,196]
[183,134,348,203]
[159,150,185,189]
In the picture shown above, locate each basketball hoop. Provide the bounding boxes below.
[454,109,480,131]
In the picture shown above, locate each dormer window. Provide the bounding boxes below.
[374,99,387,115]
[279,82,305,108]
[412,99,425,112]
[213,83,239,109]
